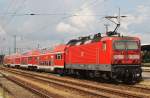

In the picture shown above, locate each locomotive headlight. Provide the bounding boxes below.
[128,55,140,59]
[113,55,124,59]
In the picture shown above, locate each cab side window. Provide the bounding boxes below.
[55,54,62,60]
[102,42,107,51]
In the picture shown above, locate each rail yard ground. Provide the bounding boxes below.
[141,66,150,85]
[0,74,42,98]
[140,71,150,86]
[0,66,150,98]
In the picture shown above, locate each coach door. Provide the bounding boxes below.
[51,55,54,66]
[102,41,107,64]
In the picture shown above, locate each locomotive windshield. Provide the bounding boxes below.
[114,40,139,50]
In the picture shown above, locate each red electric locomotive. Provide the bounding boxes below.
[64,33,142,83]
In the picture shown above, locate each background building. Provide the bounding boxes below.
[0,55,4,64]
[141,44,150,63]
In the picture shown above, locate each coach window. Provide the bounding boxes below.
[28,57,32,61]
[46,61,48,65]
[102,42,107,51]
[35,57,38,61]
[49,61,51,65]
[55,54,62,60]
[45,61,46,65]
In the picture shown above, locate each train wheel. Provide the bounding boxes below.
[88,71,95,78]
[77,70,85,78]
[123,72,136,84]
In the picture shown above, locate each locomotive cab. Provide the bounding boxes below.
[113,39,140,65]
[111,37,142,83]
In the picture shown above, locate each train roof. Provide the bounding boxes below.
[52,44,66,53]
[5,53,22,59]
[101,36,140,41]
[39,44,66,55]
[22,50,41,57]
[67,33,140,46]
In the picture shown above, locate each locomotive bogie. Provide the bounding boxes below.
[111,65,142,83]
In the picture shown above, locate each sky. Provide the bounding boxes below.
[0,0,150,54]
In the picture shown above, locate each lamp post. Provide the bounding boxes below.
[14,35,16,53]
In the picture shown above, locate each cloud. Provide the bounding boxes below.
[127,31,150,44]
[1,0,150,54]
[0,25,6,35]
[121,5,149,30]
[56,4,96,34]
[116,5,150,44]
[120,15,145,30]
[56,22,79,33]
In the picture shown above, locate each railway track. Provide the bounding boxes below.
[0,82,15,98]
[1,67,150,98]
[0,72,61,98]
